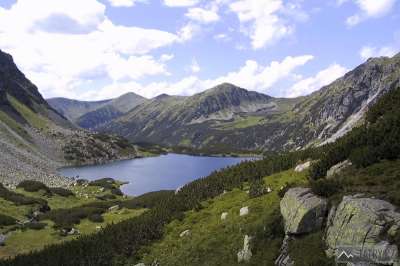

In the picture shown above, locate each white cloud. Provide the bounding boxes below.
[107,0,146,7]
[340,0,397,26]
[214,33,231,41]
[185,6,220,24]
[163,0,199,7]
[360,45,398,60]
[178,22,200,41]
[228,0,303,49]
[287,64,348,98]
[89,55,315,100]
[0,0,179,99]
[189,58,201,73]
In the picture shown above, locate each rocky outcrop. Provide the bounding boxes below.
[326,195,400,265]
[280,188,328,234]
[294,161,311,172]
[275,236,294,266]
[327,160,352,178]
[237,235,252,263]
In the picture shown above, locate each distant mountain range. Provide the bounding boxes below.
[49,53,400,154]
[48,92,146,129]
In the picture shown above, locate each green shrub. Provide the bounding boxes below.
[88,214,104,223]
[111,188,123,196]
[349,146,378,168]
[121,191,174,209]
[89,178,117,190]
[17,180,51,194]
[0,213,16,226]
[96,194,117,201]
[0,183,49,207]
[23,222,47,230]
[311,179,342,198]
[249,178,266,198]
[50,188,74,197]
[39,201,117,228]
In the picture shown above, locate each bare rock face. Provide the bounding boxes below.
[326,195,400,265]
[280,188,328,234]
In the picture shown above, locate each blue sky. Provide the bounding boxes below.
[0,0,399,100]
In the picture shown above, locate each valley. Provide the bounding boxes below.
[1,49,400,266]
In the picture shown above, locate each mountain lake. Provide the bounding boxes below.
[59,153,253,196]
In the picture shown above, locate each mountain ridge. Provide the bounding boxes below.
[94,53,400,153]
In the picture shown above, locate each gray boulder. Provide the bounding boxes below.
[280,188,328,234]
[294,161,311,172]
[327,160,352,178]
[326,195,400,265]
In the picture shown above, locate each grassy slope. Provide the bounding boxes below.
[0,183,146,259]
[139,169,308,266]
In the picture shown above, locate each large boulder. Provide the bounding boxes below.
[327,160,352,178]
[280,188,328,234]
[326,195,400,265]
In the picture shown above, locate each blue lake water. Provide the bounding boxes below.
[59,153,251,196]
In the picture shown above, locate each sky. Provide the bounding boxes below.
[0,0,399,100]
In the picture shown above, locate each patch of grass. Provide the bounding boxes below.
[289,232,335,266]
[217,116,264,130]
[138,170,307,266]
[0,214,16,227]
[0,110,30,140]
[121,191,174,209]
[8,96,48,130]
[311,160,400,205]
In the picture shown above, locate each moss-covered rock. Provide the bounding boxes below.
[326,195,400,265]
[280,187,327,234]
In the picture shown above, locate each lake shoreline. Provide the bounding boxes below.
[59,153,251,196]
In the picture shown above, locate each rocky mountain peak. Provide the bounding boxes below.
[0,50,47,110]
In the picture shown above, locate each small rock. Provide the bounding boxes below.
[96,226,102,230]
[0,234,6,246]
[267,187,272,193]
[175,186,183,195]
[237,235,252,263]
[240,206,249,217]
[179,230,190,238]
[221,212,228,221]
[134,263,145,266]
[108,205,119,212]
[294,161,311,172]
